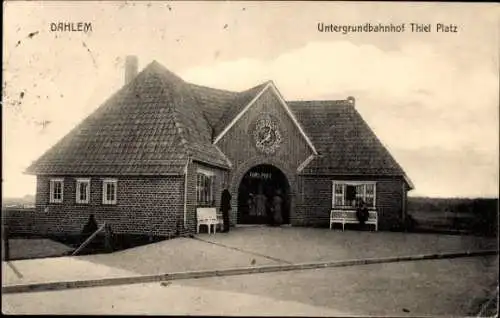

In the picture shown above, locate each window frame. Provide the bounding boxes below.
[102,178,118,205]
[331,181,377,209]
[75,178,91,204]
[49,178,64,204]
[196,169,215,207]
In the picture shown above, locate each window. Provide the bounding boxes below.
[332,181,376,208]
[49,178,64,203]
[102,179,117,205]
[196,169,215,207]
[76,178,90,204]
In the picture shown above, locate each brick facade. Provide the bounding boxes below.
[31,175,184,236]
[22,83,409,236]
[217,88,314,225]
[185,161,229,233]
[296,175,407,230]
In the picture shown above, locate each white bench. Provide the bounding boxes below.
[330,209,378,231]
[196,208,224,234]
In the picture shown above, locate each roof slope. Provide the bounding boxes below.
[288,100,409,179]
[26,61,231,175]
[26,60,411,185]
[212,82,269,138]
[188,83,238,129]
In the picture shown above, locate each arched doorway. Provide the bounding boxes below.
[237,164,290,224]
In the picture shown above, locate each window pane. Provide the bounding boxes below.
[345,185,356,206]
[355,185,364,198]
[54,182,62,200]
[334,196,343,206]
[334,184,343,194]
[366,196,374,206]
[366,184,374,195]
[80,183,87,201]
[345,185,356,200]
[209,176,214,203]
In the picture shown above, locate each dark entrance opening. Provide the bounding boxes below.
[237,164,290,225]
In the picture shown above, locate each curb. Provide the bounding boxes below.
[3,249,497,295]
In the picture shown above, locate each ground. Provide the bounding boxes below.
[2,227,498,316]
[2,256,498,316]
[1,238,73,261]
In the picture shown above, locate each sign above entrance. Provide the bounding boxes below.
[251,113,282,155]
[248,171,272,179]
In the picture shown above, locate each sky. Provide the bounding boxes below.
[2,1,499,198]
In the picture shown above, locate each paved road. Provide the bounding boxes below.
[3,256,497,316]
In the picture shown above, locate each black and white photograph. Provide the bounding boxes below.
[2,1,499,316]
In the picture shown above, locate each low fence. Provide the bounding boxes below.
[2,208,39,237]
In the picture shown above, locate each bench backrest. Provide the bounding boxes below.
[331,209,377,220]
[197,207,218,221]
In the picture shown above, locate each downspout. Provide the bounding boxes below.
[183,158,189,229]
[402,181,407,231]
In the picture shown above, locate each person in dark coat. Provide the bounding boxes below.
[81,214,98,244]
[220,189,232,233]
[356,199,369,229]
[271,189,284,226]
[82,214,98,235]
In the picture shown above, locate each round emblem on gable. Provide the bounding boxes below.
[252,114,282,155]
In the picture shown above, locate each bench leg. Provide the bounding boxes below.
[197,224,200,234]
[342,222,345,231]
[330,222,332,230]
[213,224,217,234]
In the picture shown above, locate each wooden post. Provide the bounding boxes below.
[4,225,10,261]
[104,224,113,253]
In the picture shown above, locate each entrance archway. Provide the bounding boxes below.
[237,164,290,224]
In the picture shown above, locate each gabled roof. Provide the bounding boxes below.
[211,81,318,155]
[26,61,231,175]
[188,83,238,129]
[26,60,412,189]
[288,100,413,188]
[212,82,270,138]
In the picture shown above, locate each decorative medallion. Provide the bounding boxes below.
[251,114,282,155]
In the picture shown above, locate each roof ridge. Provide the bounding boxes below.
[146,60,185,83]
[188,82,238,94]
[288,99,352,104]
[240,81,270,93]
[212,81,270,133]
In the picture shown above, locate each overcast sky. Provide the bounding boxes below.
[3,1,499,198]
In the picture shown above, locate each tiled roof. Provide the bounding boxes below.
[212,82,269,138]
[26,61,231,175]
[26,60,411,185]
[188,83,238,128]
[288,100,409,178]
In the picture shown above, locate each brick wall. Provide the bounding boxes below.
[217,87,313,223]
[296,175,406,230]
[185,162,228,232]
[32,175,184,236]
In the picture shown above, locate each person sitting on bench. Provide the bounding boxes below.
[356,199,369,229]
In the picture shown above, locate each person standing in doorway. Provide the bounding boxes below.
[248,193,256,216]
[221,189,232,233]
[272,189,284,226]
[254,184,268,221]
